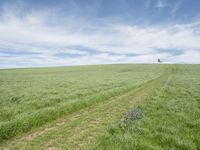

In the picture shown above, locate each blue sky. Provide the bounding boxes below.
[0,0,200,68]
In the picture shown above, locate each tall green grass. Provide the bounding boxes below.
[90,65,200,150]
[0,64,167,142]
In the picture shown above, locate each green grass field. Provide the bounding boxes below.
[0,64,199,149]
[90,65,200,150]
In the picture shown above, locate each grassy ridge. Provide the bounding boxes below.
[90,65,200,150]
[0,64,167,142]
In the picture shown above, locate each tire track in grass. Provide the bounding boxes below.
[1,65,172,150]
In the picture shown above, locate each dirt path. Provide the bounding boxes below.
[1,66,172,150]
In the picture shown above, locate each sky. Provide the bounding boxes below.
[0,0,200,68]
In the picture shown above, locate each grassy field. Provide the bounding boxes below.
[90,65,200,150]
[0,64,166,143]
[0,64,199,149]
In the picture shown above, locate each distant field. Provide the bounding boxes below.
[0,64,199,150]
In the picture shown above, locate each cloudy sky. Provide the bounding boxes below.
[0,0,200,68]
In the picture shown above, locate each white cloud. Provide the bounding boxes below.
[0,7,200,68]
[170,0,183,16]
[156,0,169,10]
[167,50,200,64]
